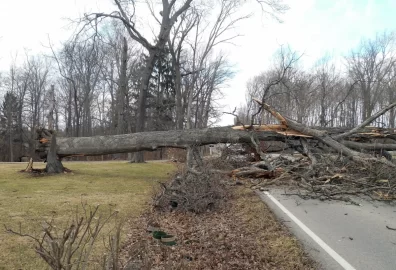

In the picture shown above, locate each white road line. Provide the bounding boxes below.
[263,191,356,270]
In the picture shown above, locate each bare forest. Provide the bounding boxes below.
[1,0,396,163]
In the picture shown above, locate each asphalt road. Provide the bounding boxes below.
[258,189,396,270]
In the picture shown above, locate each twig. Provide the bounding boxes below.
[386,226,396,231]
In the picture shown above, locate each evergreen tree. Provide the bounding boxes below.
[0,91,19,161]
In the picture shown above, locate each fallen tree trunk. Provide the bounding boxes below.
[34,98,396,174]
[233,168,279,178]
[342,140,396,151]
[36,127,286,159]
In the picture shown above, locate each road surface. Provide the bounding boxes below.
[258,189,396,270]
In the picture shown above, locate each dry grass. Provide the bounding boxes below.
[0,161,175,270]
[121,185,316,269]
[233,187,316,269]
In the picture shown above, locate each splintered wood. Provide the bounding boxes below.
[232,125,311,138]
[232,124,396,139]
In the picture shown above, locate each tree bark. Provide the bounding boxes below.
[47,85,55,130]
[133,49,157,163]
[117,37,128,135]
[36,127,284,158]
[45,133,64,173]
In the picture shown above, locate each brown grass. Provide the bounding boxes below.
[0,161,175,270]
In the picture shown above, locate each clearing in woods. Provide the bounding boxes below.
[0,161,175,270]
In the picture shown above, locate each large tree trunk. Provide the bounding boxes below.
[117,37,128,135]
[43,132,64,173]
[35,97,396,173]
[133,50,157,163]
[36,127,284,159]
[7,106,14,162]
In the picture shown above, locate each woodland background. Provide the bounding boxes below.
[1,0,395,162]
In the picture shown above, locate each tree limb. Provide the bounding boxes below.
[335,101,396,140]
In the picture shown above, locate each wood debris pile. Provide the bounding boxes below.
[225,100,396,203]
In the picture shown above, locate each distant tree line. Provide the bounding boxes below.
[238,31,396,130]
[2,0,286,162]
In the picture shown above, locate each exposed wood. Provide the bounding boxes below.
[254,100,368,159]
[252,100,396,168]
[253,98,287,125]
[233,124,311,138]
[232,124,396,139]
[24,158,33,172]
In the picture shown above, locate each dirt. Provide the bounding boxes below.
[120,186,317,270]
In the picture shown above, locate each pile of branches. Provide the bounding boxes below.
[226,99,396,203]
[292,156,396,202]
[243,153,396,202]
[153,161,229,213]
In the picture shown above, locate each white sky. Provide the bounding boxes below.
[1,0,395,126]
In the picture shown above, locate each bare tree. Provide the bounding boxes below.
[346,31,396,121]
[167,10,198,129]
[313,55,341,126]
[242,45,302,126]
[84,0,193,162]
[51,35,104,137]
[25,56,50,156]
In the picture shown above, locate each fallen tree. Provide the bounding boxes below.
[229,99,396,202]
[35,126,289,173]
[34,100,396,179]
[36,127,286,158]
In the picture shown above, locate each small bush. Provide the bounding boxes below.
[5,204,122,270]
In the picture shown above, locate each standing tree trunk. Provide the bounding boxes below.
[117,37,128,135]
[87,0,194,163]
[133,50,157,163]
[6,99,14,162]
[173,54,183,130]
[45,132,64,173]
[48,85,55,130]
[8,126,13,162]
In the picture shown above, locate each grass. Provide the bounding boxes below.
[0,161,175,270]
[233,187,316,269]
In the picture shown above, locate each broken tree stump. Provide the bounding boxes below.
[36,128,64,173]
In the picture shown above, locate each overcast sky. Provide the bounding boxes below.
[1,0,395,126]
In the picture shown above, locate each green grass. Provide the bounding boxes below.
[0,161,175,270]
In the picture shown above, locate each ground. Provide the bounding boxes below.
[0,161,175,270]
[120,186,316,269]
[0,161,316,270]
